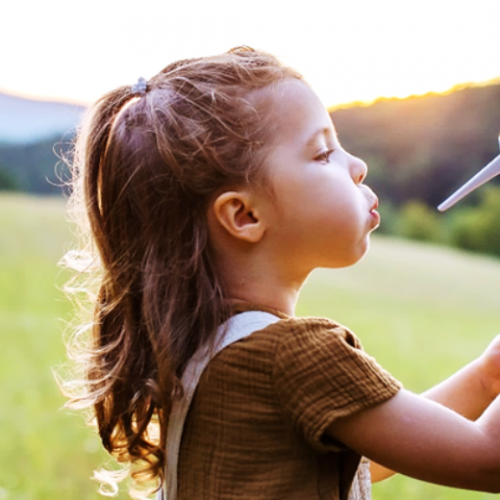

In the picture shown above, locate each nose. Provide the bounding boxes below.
[349,154,368,185]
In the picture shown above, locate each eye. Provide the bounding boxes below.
[315,149,335,163]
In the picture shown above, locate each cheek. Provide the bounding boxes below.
[305,180,360,224]
[271,169,363,235]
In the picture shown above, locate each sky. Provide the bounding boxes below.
[2,0,500,108]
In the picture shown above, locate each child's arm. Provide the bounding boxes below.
[370,333,500,482]
[328,338,500,492]
[329,389,500,491]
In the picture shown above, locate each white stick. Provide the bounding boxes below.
[437,152,500,212]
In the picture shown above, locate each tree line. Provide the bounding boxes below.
[0,136,72,195]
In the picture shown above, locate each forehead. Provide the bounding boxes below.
[263,78,336,148]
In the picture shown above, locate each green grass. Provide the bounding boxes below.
[0,194,126,500]
[1,192,499,499]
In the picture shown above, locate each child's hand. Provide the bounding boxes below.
[477,334,500,401]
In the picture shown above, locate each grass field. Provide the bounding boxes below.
[1,193,500,500]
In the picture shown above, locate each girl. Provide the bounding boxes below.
[62,46,500,500]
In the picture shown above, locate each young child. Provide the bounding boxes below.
[62,46,500,500]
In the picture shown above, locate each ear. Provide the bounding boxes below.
[212,190,266,243]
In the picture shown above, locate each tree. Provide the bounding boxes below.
[449,186,500,257]
[0,164,20,191]
[395,201,442,243]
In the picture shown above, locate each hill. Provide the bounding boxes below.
[0,91,85,194]
[0,91,86,145]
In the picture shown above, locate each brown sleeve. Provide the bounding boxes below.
[272,318,402,453]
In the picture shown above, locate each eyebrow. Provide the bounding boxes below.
[305,126,337,148]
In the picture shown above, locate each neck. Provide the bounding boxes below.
[219,252,309,318]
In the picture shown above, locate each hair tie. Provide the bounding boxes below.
[131,77,148,97]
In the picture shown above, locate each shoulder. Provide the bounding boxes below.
[271,315,399,391]
[267,315,364,356]
[229,303,357,345]
[232,312,366,367]
[216,313,360,372]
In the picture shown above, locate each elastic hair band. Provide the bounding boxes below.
[131,77,148,97]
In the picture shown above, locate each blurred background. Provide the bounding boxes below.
[2,0,500,498]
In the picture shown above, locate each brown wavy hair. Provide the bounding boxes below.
[60,46,302,498]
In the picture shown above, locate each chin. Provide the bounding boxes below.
[329,252,367,269]
[320,236,371,269]
[346,240,371,267]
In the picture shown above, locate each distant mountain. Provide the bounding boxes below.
[0,92,87,144]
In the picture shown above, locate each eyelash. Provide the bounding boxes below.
[315,149,335,163]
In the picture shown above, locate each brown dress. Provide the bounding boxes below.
[177,306,402,499]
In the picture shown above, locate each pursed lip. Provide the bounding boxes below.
[369,196,380,225]
[369,196,379,213]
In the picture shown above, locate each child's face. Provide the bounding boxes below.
[260,78,380,271]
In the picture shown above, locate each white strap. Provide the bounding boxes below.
[158,311,281,500]
[348,458,372,500]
